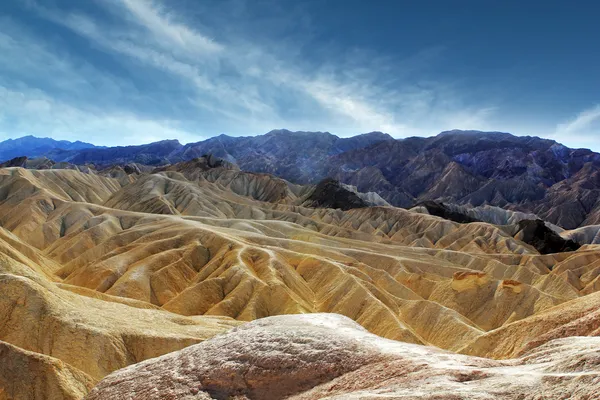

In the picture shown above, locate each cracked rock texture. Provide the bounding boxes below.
[86,314,600,400]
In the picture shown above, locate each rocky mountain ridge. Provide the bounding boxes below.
[4,129,600,229]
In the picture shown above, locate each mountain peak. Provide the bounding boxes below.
[0,135,99,162]
[153,139,181,145]
[437,129,514,137]
[357,131,394,139]
[265,129,293,135]
[265,129,334,136]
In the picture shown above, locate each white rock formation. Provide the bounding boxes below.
[86,313,600,400]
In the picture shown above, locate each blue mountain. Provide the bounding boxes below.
[0,135,100,162]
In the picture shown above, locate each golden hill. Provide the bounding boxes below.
[1,162,600,398]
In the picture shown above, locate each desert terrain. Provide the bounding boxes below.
[0,150,599,398]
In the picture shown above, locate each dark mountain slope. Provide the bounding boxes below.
[326,130,600,227]
[172,129,393,183]
[47,140,183,166]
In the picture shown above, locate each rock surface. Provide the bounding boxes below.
[85,314,600,400]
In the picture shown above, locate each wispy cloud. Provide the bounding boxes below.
[4,0,499,143]
[0,13,203,145]
[556,105,600,135]
[0,17,128,101]
[39,3,281,122]
[118,0,222,55]
[554,105,600,149]
[0,85,200,146]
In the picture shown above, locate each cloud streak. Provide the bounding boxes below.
[554,105,600,149]
[2,0,500,144]
[556,105,600,135]
[118,0,223,55]
[0,85,200,146]
[552,104,600,148]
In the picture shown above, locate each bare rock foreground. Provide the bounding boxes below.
[85,314,600,400]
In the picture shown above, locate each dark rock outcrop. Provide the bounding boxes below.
[122,164,141,175]
[303,178,369,210]
[0,156,29,168]
[516,219,581,255]
[415,201,481,224]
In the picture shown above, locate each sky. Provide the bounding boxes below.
[0,0,599,148]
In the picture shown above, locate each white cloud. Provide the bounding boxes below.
[12,0,498,142]
[0,86,201,146]
[0,15,206,145]
[0,18,125,98]
[554,105,600,149]
[556,105,600,134]
[43,8,280,123]
[118,0,223,55]
[300,78,407,135]
[439,107,497,132]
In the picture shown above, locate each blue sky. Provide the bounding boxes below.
[0,0,599,148]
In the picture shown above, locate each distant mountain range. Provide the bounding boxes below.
[0,135,101,161]
[2,129,600,229]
